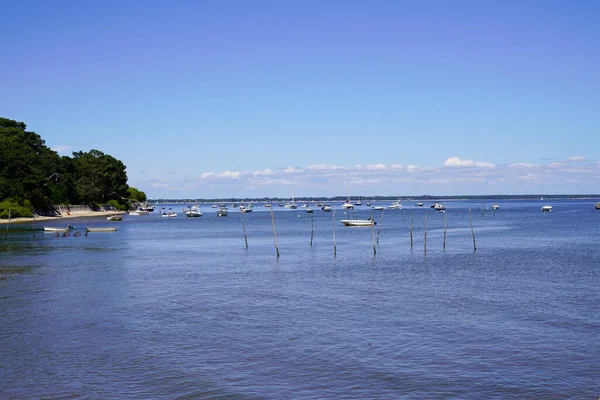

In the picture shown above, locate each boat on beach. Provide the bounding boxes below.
[107,215,123,221]
[341,218,376,227]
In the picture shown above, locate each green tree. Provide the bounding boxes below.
[128,187,147,202]
[72,149,129,205]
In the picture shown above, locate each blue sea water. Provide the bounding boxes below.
[1,199,599,399]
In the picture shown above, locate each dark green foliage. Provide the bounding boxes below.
[0,199,34,218]
[0,117,131,217]
[127,187,147,202]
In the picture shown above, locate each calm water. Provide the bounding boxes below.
[1,200,599,399]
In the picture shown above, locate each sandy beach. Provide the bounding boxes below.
[0,210,127,225]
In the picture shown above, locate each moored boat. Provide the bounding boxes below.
[541,205,552,212]
[595,202,600,210]
[341,218,376,227]
[85,227,117,232]
[217,209,228,217]
[321,205,331,212]
[107,215,123,221]
[43,225,75,232]
[492,203,500,210]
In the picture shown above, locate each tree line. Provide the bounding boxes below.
[0,117,145,218]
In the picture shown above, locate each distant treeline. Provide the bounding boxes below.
[151,194,600,204]
[0,117,146,218]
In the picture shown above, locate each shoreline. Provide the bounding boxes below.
[0,210,127,225]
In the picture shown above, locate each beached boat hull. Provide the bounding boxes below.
[341,219,376,227]
[85,227,117,232]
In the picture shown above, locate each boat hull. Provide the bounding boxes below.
[341,219,376,227]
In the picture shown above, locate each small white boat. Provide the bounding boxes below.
[342,201,354,209]
[85,227,117,232]
[341,218,376,227]
[491,204,500,210]
[107,215,123,221]
[305,208,314,213]
[183,205,202,217]
[541,205,552,212]
[433,203,446,211]
[372,206,384,211]
[321,205,331,212]
[415,202,424,207]
[43,225,75,232]
[239,205,253,213]
[389,201,402,209]
[129,209,149,216]
[595,202,600,210]
[217,209,228,217]
[162,212,178,217]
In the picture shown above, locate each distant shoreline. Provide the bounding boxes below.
[0,210,126,225]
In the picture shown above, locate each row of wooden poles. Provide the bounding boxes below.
[240,207,478,258]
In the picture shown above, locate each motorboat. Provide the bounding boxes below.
[341,218,376,227]
[107,215,123,221]
[492,203,500,210]
[240,204,253,213]
[389,201,402,209]
[321,205,331,212]
[129,209,149,216]
[342,201,354,209]
[183,205,202,217]
[305,207,314,213]
[284,202,298,209]
[372,206,384,211]
[217,209,228,217]
[162,212,178,217]
[595,202,600,210]
[432,203,446,211]
[85,227,117,232]
[415,202,424,207]
[541,205,552,212]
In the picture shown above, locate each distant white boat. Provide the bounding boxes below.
[217,209,228,217]
[43,225,75,232]
[372,206,384,211]
[389,201,402,209]
[595,202,600,210]
[341,201,354,209]
[305,207,314,213]
[240,204,253,213]
[162,212,178,217]
[85,227,117,232]
[183,205,202,217]
[432,203,446,211]
[415,202,424,207]
[107,215,123,221]
[129,209,149,216]
[341,218,376,227]
[321,205,331,212]
[541,205,552,212]
[492,203,500,210]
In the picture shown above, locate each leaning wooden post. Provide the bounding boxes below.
[409,213,413,248]
[332,208,337,257]
[376,210,385,245]
[443,211,447,250]
[240,214,248,249]
[270,206,280,258]
[469,207,477,252]
[371,209,376,256]
[424,210,428,253]
[310,212,314,246]
[32,209,36,238]
[4,209,10,240]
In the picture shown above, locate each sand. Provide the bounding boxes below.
[0,210,127,225]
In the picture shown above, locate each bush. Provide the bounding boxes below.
[107,199,129,211]
[0,199,34,219]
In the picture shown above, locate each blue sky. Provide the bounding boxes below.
[2,0,599,198]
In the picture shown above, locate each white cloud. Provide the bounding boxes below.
[509,163,537,169]
[283,166,304,174]
[306,164,344,171]
[519,173,539,181]
[51,145,71,154]
[253,169,274,176]
[443,156,495,168]
[199,171,244,180]
[365,164,388,171]
[567,156,585,162]
[390,164,405,170]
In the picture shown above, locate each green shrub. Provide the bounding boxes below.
[0,199,34,219]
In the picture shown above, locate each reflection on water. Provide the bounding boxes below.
[1,199,599,398]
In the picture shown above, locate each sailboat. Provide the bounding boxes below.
[285,185,298,209]
[342,182,354,209]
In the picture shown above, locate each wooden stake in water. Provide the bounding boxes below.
[240,214,248,249]
[443,211,447,250]
[424,210,428,253]
[409,213,413,248]
[332,208,337,257]
[469,207,477,252]
[371,209,376,256]
[376,210,385,245]
[310,212,314,246]
[4,209,10,240]
[270,205,280,258]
